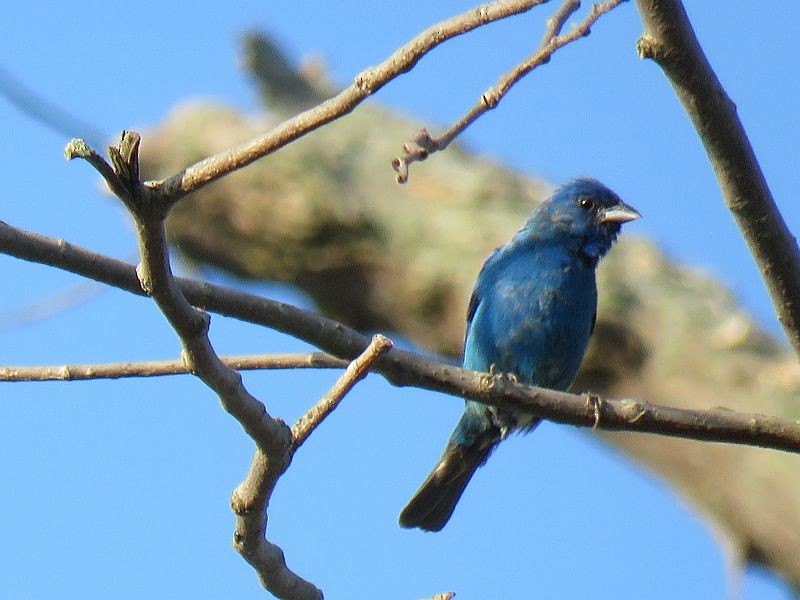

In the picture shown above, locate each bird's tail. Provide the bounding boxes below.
[399,413,501,532]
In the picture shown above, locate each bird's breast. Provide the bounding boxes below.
[473,256,597,391]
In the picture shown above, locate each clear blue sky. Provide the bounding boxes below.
[0,2,797,598]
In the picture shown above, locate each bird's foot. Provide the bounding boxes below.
[584,393,603,430]
[487,364,519,383]
[481,365,521,394]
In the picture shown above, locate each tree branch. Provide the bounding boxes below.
[67,134,322,600]
[292,334,393,449]
[232,335,389,598]
[231,450,310,598]
[146,0,550,206]
[0,352,348,382]
[634,0,800,359]
[393,0,624,182]
[4,218,800,455]
[540,0,581,45]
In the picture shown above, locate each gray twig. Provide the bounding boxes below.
[392,0,625,183]
[0,352,348,382]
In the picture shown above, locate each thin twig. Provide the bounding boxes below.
[0,352,348,382]
[635,0,800,360]
[292,334,393,449]
[64,139,127,200]
[4,219,800,455]
[149,0,549,207]
[540,0,581,46]
[392,0,624,183]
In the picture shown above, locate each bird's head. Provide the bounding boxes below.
[524,178,640,263]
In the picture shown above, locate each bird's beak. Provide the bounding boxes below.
[599,201,641,224]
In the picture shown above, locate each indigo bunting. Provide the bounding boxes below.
[399,178,639,531]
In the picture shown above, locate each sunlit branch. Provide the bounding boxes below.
[392,0,625,182]
[3,218,800,455]
[0,352,348,382]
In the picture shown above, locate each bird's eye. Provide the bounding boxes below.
[578,197,595,211]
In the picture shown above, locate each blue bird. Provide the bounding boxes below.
[399,178,640,531]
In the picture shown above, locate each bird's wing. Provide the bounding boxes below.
[463,289,481,363]
[463,246,501,355]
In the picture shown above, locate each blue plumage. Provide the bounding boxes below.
[399,178,639,531]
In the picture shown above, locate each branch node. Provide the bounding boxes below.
[135,261,153,294]
[192,307,211,336]
[620,399,648,423]
[481,91,500,109]
[353,68,376,94]
[635,34,660,60]
[179,348,193,373]
[392,128,440,183]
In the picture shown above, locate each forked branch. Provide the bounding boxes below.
[68,133,321,599]
[4,217,800,455]
[393,0,626,182]
[149,0,552,205]
[232,336,391,599]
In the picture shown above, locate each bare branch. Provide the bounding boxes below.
[231,449,322,600]
[68,134,321,599]
[392,0,624,183]
[292,334,393,449]
[4,219,800,455]
[64,138,128,201]
[634,0,800,360]
[540,0,581,46]
[230,336,391,596]
[0,352,348,382]
[149,0,550,205]
[232,340,393,599]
